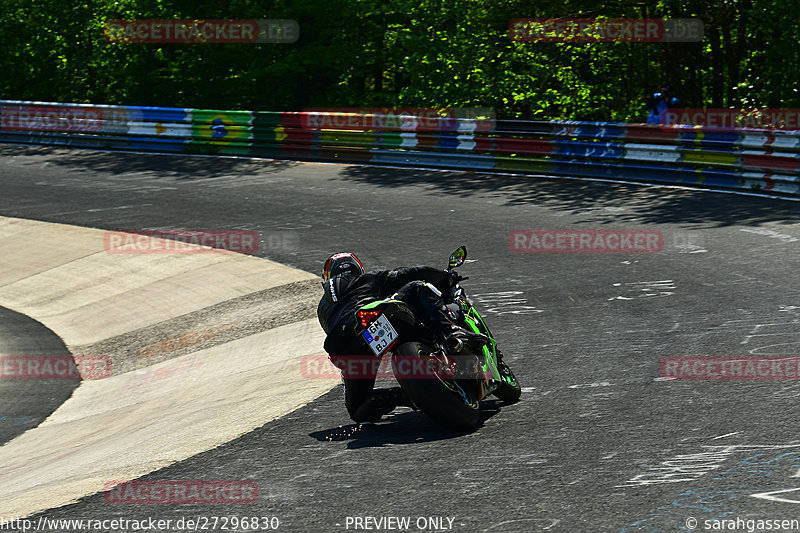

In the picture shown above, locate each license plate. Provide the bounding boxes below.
[361,314,398,356]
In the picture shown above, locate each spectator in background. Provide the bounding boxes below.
[646,83,680,124]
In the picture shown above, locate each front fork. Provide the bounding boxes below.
[459,303,502,399]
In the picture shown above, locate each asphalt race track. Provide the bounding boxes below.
[2,144,800,532]
[0,306,76,446]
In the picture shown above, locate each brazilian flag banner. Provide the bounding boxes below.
[191,109,253,155]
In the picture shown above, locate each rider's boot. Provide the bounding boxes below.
[352,387,417,423]
[442,324,490,353]
[430,306,489,353]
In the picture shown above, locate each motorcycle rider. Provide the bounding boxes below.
[317,252,488,423]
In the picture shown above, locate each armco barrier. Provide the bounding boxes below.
[1,100,799,197]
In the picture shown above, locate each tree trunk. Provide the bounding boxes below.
[707,23,724,107]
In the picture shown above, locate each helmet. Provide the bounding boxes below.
[323,252,364,281]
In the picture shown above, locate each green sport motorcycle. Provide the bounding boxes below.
[354,246,521,431]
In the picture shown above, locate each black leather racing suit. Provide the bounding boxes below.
[317,266,453,423]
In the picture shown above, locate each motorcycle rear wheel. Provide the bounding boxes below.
[392,341,480,431]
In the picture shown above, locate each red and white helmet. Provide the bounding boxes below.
[323,252,364,281]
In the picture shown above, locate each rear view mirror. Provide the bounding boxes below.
[448,246,467,270]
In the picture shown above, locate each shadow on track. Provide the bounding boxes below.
[0,306,78,445]
[5,144,798,227]
[309,400,503,449]
[337,164,800,228]
[0,145,300,180]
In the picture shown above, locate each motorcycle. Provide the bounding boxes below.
[354,246,521,431]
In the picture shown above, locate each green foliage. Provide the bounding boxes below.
[0,0,796,121]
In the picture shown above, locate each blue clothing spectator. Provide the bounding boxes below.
[646,84,680,123]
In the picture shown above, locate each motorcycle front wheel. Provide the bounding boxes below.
[492,358,521,403]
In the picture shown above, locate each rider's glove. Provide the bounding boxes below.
[446,270,467,287]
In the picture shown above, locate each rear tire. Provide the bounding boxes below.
[392,341,480,431]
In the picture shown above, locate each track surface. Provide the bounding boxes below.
[2,145,800,532]
[0,306,76,446]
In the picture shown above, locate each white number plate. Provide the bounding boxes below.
[361,314,398,356]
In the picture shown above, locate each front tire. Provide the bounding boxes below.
[492,359,521,403]
[392,341,480,431]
